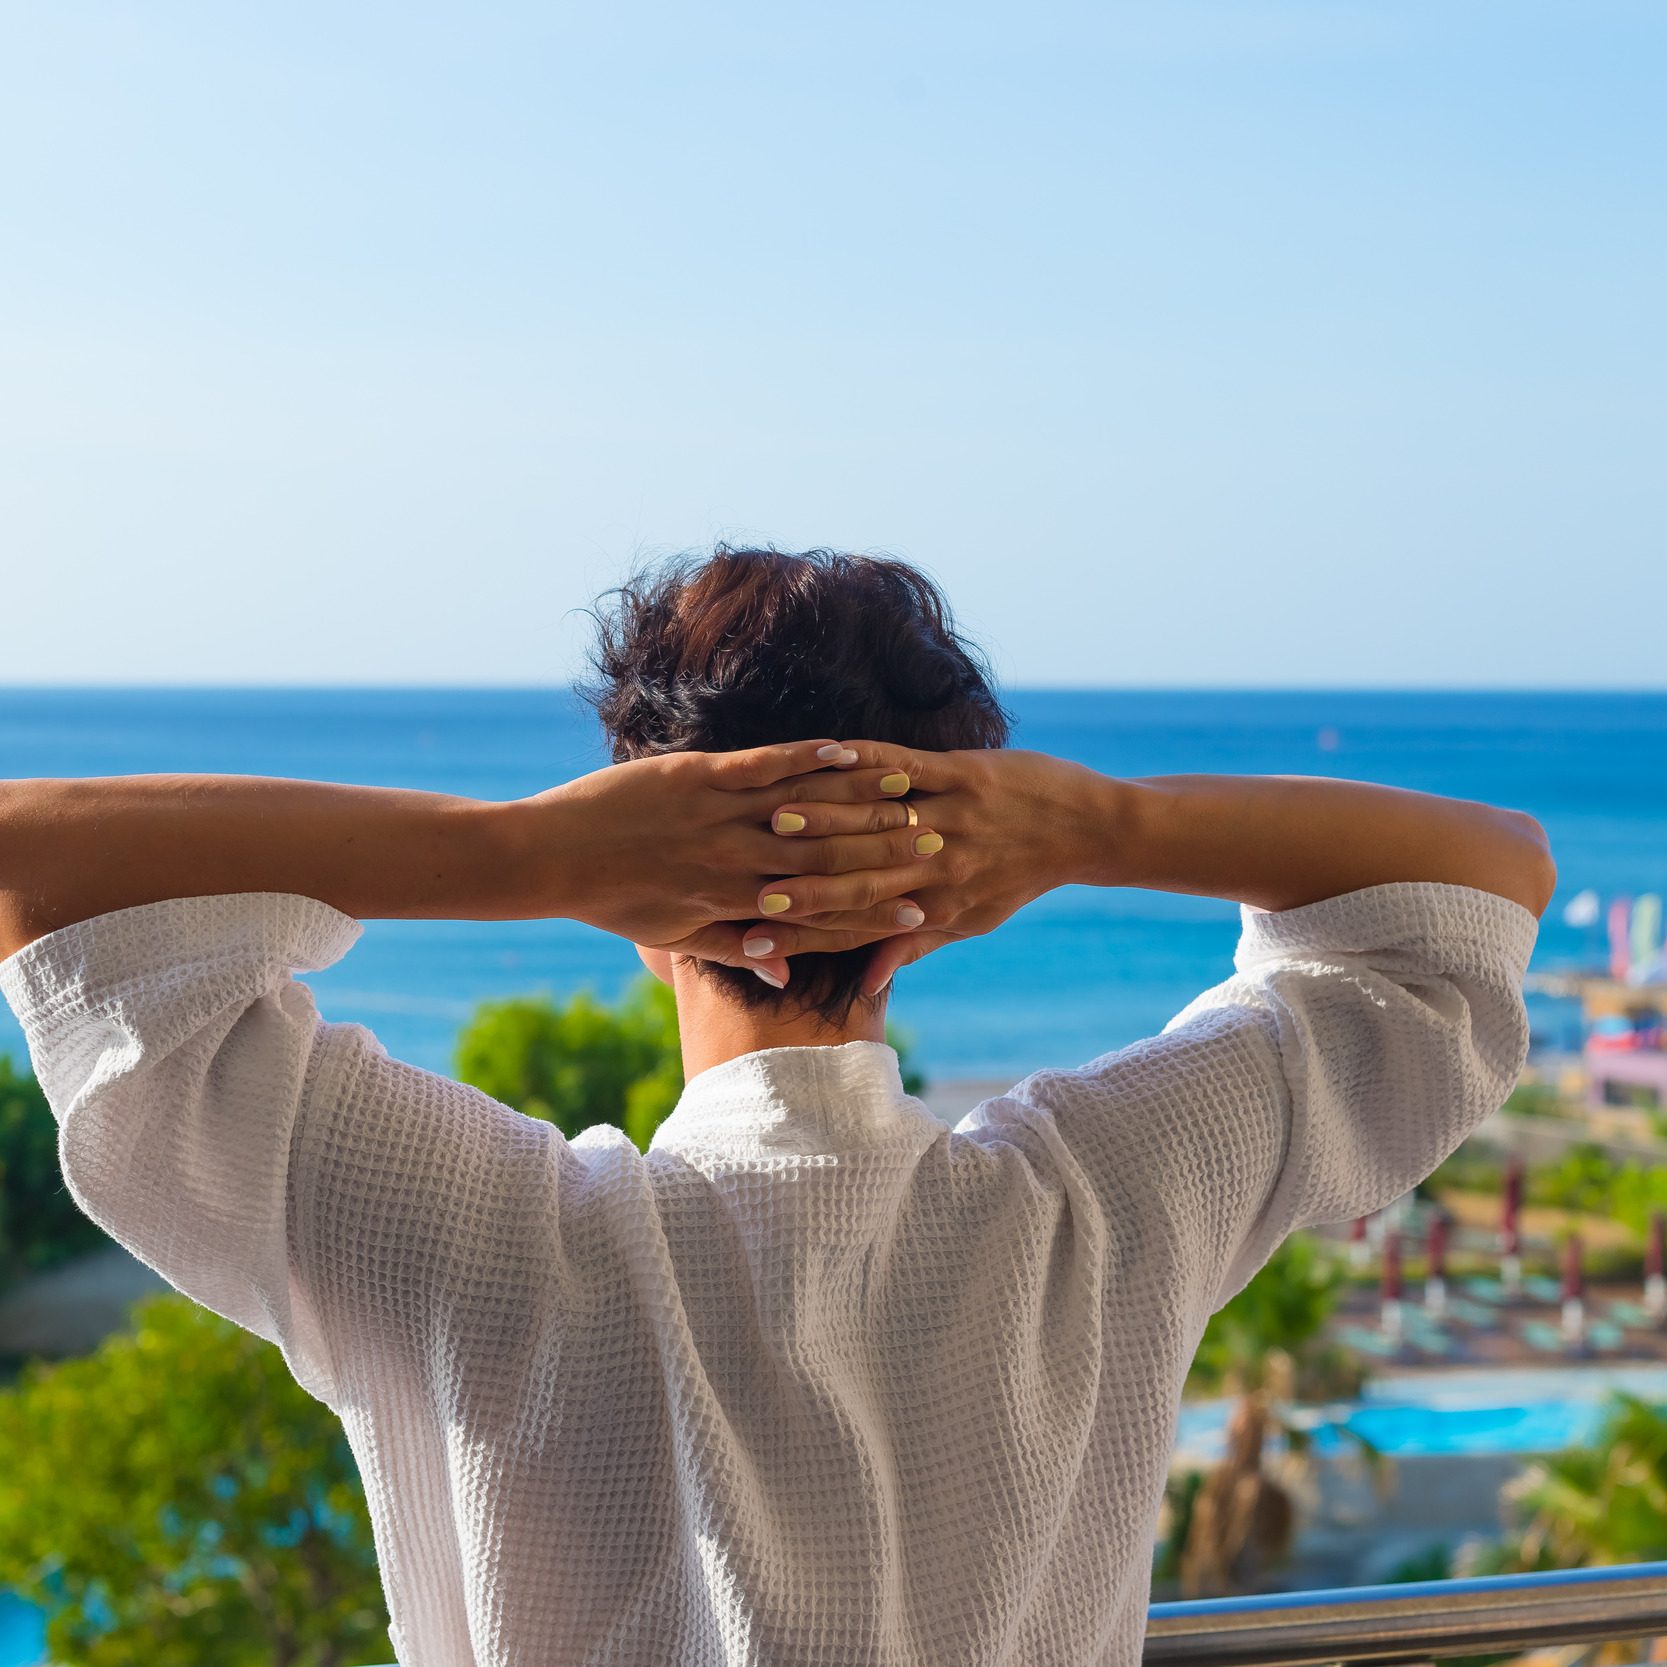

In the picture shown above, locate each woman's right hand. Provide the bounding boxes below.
[747,743,1121,996]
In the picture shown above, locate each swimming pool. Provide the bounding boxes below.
[0,1596,40,1667]
[1174,1363,1667,1459]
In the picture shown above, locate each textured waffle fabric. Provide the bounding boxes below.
[0,880,1538,1665]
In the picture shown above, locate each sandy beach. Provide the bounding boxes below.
[919,1077,1011,1124]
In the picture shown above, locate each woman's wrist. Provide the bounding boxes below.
[1043,761,1141,891]
[483,792,583,922]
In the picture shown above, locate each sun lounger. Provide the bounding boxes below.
[1518,1319,1622,1354]
[1338,1326,1406,1359]
[1588,1320,1625,1351]
[1523,1275,1565,1304]
[1605,1300,1656,1330]
[1459,1277,1511,1305]
[1443,1298,1502,1329]
[1402,1320,1460,1358]
[1339,1316,1458,1361]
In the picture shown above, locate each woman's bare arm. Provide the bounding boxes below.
[1083,771,1557,918]
[0,742,943,973]
[0,774,521,956]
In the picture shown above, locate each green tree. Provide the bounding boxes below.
[1526,1145,1667,1246]
[1528,1142,1620,1218]
[1502,1081,1572,1120]
[1171,1232,1381,1597]
[1188,1229,1363,1402]
[1460,1392,1667,1576]
[0,1054,109,1297]
[0,1291,391,1666]
[455,977,684,1149]
[1422,1141,1505,1200]
[456,975,928,1151]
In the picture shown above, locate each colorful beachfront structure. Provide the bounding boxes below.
[1521,887,1667,1119]
[1523,966,1667,1117]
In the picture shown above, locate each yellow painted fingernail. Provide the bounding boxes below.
[761,893,792,914]
[879,772,910,794]
[913,832,943,855]
[774,811,806,833]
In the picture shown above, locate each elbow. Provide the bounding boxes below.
[1515,814,1558,919]
[0,894,41,964]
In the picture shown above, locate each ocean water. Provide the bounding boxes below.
[0,686,1662,1085]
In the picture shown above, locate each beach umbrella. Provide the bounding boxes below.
[1381,1231,1404,1343]
[1561,1234,1584,1301]
[1561,1233,1586,1349]
[1647,1212,1666,1320]
[1427,1211,1449,1275]
[1425,1211,1450,1317]
[1502,1159,1525,1295]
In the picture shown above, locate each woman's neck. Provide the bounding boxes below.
[671,963,889,1080]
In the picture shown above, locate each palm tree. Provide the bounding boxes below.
[1460,1392,1667,1575]
[1166,1233,1388,1597]
[1174,1365,1299,1596]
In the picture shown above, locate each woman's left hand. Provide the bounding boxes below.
[519,738,944,985]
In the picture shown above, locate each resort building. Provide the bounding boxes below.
[1526,967,1667,1117]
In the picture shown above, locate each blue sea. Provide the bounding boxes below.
[1,687,1662,1083]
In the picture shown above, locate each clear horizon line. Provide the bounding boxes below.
[0,680,1664,697]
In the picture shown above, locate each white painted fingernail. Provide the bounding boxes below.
[753,966,785,989]
[894,903,925,928]
[742,936,774,958]
[835,748,858,765]
[816,743,845,760]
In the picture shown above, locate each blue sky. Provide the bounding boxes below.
[3,2,1661,688]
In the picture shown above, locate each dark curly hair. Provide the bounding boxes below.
[578,544,1011,1026]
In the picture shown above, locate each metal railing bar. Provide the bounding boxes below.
[1143,1560,1667,1667]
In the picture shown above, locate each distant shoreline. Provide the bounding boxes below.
[919,1078,1014,1124]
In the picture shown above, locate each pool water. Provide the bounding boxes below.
[0,1596,42,1667]
[1178,1398,1611,1457]
[1174,1364,1667,1459]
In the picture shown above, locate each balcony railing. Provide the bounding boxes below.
[1143,1561,1667,1666]
[357,1564,1667,1667]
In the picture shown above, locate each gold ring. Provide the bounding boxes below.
[904,802,919,827]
